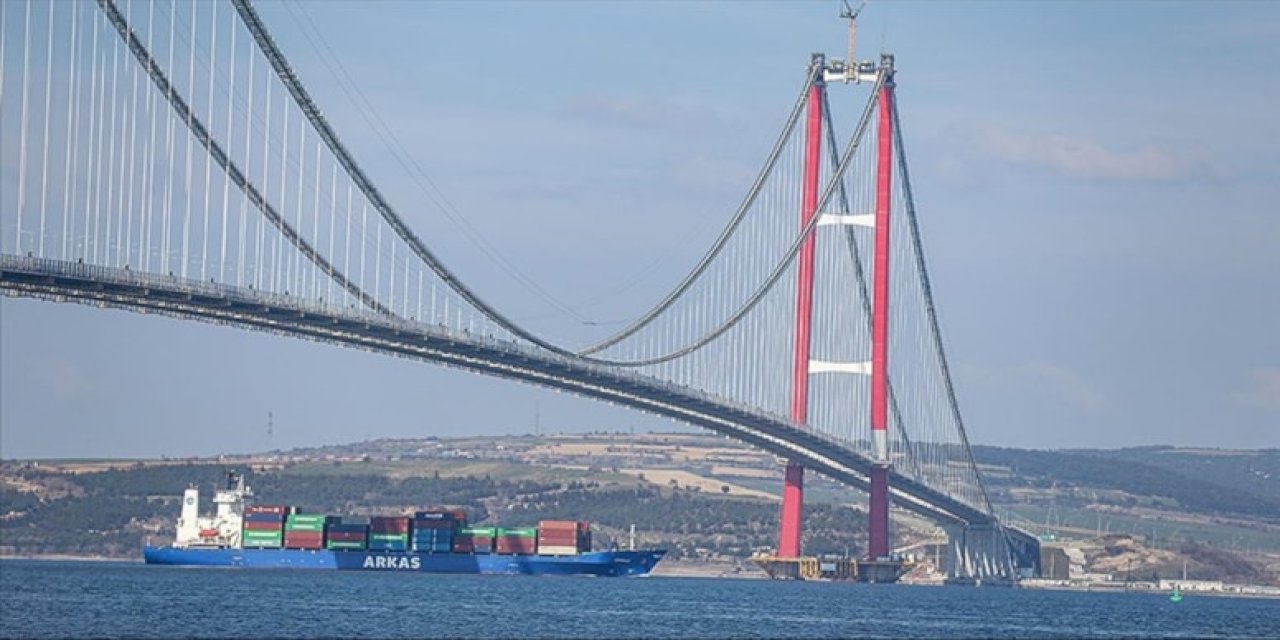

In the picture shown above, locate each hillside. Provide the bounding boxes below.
[2,433,1277,584]
[972,445,1280,522]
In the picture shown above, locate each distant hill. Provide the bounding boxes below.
[3,435,1278,566]
[971,445,1280,522]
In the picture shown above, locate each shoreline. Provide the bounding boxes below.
[4,555,1277,598]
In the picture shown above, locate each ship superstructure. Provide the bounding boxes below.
[174,471,251,549]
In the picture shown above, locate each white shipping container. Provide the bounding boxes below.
[538,545,579,556]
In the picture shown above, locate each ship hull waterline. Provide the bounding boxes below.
[143,546,665,577]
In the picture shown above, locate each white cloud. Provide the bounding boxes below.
[976,128,1222,182]
[1230,367,1280,411]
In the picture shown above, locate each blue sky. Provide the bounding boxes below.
[2,1,1277,458]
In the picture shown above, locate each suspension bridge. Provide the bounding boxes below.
[0,0,1039,581]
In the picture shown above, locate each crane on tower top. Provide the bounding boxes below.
[842,0,867,68]
[825,0,881,84]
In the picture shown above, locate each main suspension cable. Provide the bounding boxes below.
[96,0,390,315]
[575,69,817,355]
[602,74,886,368]
[892,93,995,516]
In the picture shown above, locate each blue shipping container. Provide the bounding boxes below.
[326,524,369,533]
[244,513,285,523]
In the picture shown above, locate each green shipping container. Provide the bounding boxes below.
[461,527,497,537]
[369,533,409,542]
[286,515,327,524]
[284,523,324,532]
[497,528,537,537]
[243,530,284,537]
[326,541,366,549]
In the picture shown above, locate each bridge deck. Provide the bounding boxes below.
[3,254,1006,531]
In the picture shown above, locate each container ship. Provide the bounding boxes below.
[143,472,664,577]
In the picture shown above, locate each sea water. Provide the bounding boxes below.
[1,560,1276,638]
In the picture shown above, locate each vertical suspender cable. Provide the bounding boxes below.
[16,0,32,254]
[161,0,175,274]
[95,0,388,312]
[239,40,255,286]
[200,0,217,279]
[85,13,102,263]
[123,0,138,267]
[257,74,270,289]
[37,0,55,257]
[220,18,237,283]
[181,0,195,277]
[141,0,156,271]
[61,3,82,261]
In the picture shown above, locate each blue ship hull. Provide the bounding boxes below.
[143,546,665,577]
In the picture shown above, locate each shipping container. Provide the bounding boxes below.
[459,526,497,537]
[412,511,452,521]
[243,521,284,532]
[367,540,409,552]
[244,512,286,521]
[538,520,578,530]
[370,517,411,533]
[286,514,327,521]
[283,532,324,550]
[326,533,367,543]
[244,505,288,515]
[280,530,322,539]
[495,538,537,555]
[538,545,579,556]
[325,524,369,535]
[369,533,409,542]
[326,541,366,550]
[411,534,453,546]
[243,528,284,536]
[497,528,537,537]
[537,530,578,540]
[411,520,457,531]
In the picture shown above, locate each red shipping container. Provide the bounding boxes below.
[538,540,576,548]
[283,532,324,550]
[538,530,578,538]
[326,531,367,542]
[451,541,475,553]
[495,538,537,555]
[538,528,577,537]
[370,517,411,533]
[243,520,284,532]
[538,520,578,531]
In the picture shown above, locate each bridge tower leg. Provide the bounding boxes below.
[777,56,826,559]
[868,56,896,562]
